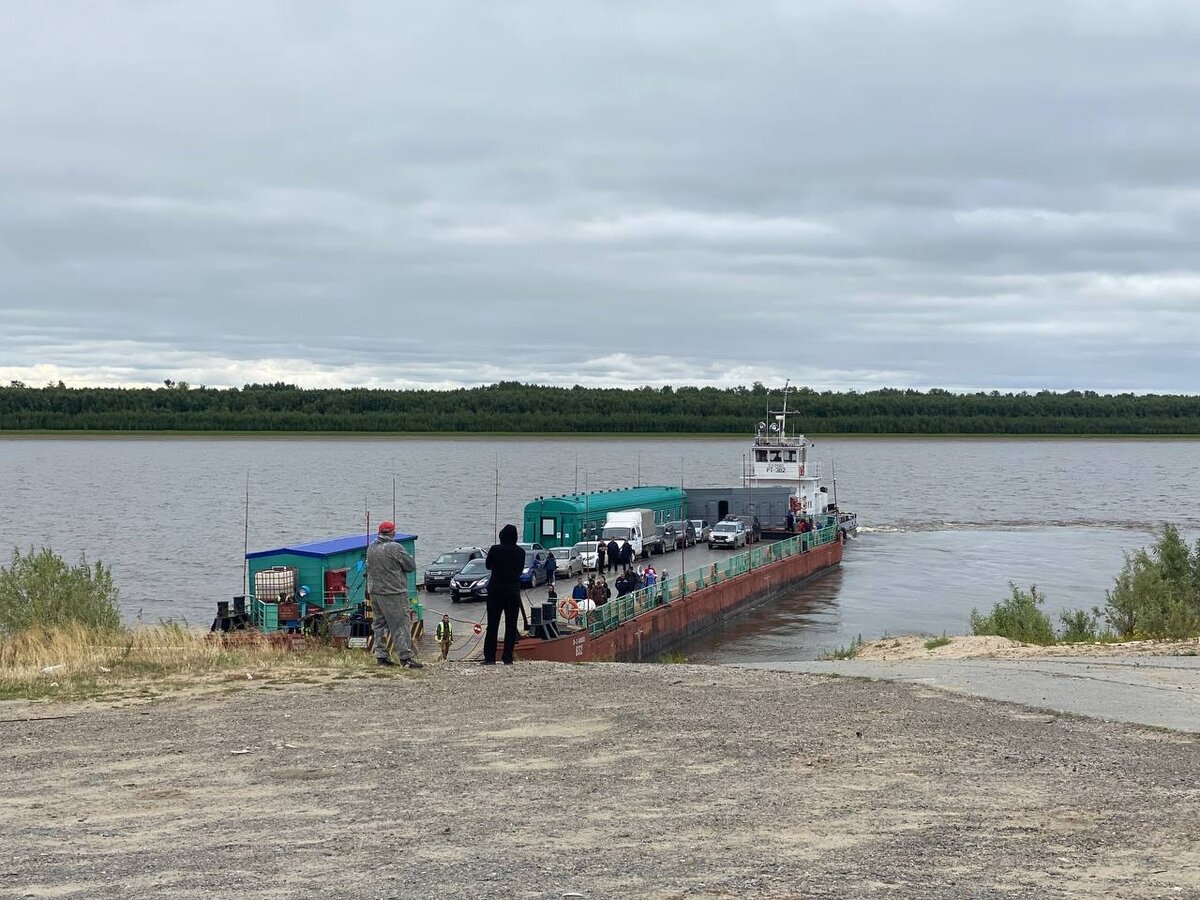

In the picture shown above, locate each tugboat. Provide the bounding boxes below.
[746,381,858,539]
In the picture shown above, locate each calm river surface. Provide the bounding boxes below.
[3,436,1198,661]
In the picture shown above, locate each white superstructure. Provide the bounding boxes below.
[744,381,836,521]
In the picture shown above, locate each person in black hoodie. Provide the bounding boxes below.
[483,524,526,665]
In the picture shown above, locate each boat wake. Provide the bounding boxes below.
[859,519,1173,535]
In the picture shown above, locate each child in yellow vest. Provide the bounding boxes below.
[435,613,453,661]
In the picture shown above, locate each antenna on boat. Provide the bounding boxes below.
[679,455,685,575]
[241,470,250,595]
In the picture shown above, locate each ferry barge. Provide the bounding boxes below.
[512,385,851,662]
[511,522,843,662]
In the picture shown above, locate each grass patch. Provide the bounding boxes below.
[823,634,864,660]
[923,633,952,650]
[0,622,383,701]
[658,650,688,664]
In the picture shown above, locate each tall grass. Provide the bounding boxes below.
[0,623,380,700]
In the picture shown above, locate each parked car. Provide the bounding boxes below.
[656,523,678,553]
[519,549,550,588]
[709,519,747,549]
[423,546,484,593]
[689,519,712,542]
[662,520,696,550]
[449,558,491,602]
[573,541,602,570]
[551,545,583,578]
[731,514,762,544]
[518,542,545,552]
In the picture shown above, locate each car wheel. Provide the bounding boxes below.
[425,585,436,593]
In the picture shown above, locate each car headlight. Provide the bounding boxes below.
[473,578,488,588]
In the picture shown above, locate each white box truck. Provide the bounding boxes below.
[600,508,664,558]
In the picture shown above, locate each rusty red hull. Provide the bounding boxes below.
[512,539,843,663]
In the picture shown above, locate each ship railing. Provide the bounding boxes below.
[579,525,837,637]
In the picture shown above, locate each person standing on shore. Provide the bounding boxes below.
[596,541,606,574]
[607,538,620,574]
[435,614,453,661]
[366,521,422,669]
[483,524,525,665]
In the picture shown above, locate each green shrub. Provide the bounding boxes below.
[923,633,951,650]
[0,547,120,635]
[970,583,1055,645]
[824,634,864,660]
[1058,607,1104,643]
[1104,525,1200,640]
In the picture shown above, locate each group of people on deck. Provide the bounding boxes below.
[595,537,636,573]
[569,562,660,613]
[784,509,817,535]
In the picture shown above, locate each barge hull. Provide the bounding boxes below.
[513,539,842,663]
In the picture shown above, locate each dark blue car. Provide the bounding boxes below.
[519,549,549,588]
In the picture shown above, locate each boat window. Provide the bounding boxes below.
[785,450,796,462]
[755,449,768,462]
[770,451,782,461]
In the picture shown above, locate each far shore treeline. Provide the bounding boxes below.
[4,381,1200,435]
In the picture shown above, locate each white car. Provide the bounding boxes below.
[708,520,746,549]
[573,541,602,570]
[690,519,711,542]
[551,545,583,578]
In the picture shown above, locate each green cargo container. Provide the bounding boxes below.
[523,486,686,549]
[245,531,418,630]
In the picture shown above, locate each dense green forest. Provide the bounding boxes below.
[3,381,1200,434]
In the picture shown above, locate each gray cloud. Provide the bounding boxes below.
[2,0,1200,393]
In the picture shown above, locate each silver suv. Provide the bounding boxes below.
[708,520,746,549]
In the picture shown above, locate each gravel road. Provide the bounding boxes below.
[3,662,1198,899]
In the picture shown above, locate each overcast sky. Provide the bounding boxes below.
[2,1,1199,393]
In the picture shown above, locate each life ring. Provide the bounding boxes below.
[558,598,579,621]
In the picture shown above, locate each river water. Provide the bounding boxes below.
[3,436,1197,661]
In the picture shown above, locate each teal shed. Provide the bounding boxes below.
[245,532,418,629]
[523,486,687,548]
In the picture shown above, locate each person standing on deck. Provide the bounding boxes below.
[366,521,422,669]
[571,576,588,604]
[483,524,525,665]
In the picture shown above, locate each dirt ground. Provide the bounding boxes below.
[3,662,1199,900]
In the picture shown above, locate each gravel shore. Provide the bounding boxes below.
[4,662,1199,899]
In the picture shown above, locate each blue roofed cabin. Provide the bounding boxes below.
[245,531,418,629]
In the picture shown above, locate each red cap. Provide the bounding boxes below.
[378,521,396,534]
